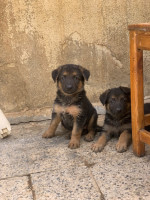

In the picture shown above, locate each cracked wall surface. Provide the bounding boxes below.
[0,0,150,114]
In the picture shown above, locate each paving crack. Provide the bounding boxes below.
[27,174,36,200]
[80,157,105,200]
[11,118,50,125]
[88,168,105,200]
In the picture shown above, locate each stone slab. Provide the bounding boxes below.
[0,176,33,200]
[0,117,150,199]
[31,166,101,200]
[91,142,150,200]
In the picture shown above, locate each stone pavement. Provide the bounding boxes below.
[0,116,150,200]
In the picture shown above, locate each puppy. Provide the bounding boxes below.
[42,64,99,149]
[92,86,132,153]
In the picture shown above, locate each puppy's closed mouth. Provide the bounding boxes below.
[43,64,100,149]
[92,86,132,153]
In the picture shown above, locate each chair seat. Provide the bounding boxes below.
[128,23,150,31]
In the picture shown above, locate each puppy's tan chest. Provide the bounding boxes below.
[54,104,81,117]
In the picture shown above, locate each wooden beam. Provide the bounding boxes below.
[137,34,150,50]
[144,114,150,126]
[130,31,145,156]
[139,129,150,145]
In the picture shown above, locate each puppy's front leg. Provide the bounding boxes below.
[116,130,132,153]
[68,122,82,149]
[84,111,97,142]
[42,113,61,138]
[91,132,108,152]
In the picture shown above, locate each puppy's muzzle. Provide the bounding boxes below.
[66,84,73,90]
[116,107,121,113]
[63,83,76,94]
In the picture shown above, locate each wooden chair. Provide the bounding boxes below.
[128,23,150,156]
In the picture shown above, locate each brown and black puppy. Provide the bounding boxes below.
[43,64,100,149]
[92,86,132,153]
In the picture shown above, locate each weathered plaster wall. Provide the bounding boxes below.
[0,0,150,116]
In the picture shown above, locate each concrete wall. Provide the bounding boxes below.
[1,0,150,117]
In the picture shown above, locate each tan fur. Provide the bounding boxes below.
[68,123,82,149]
[88,114,95,130]
[43,64,94,149]
[85,114,95,141]
[54,104,64,113]
[77,81,83,91]
[116,130,132,152]
[111,95,116,99]
[42,114,61,138]
[58,82,66,95]
[54,104,81,118]
[63,71,68,75]
[66,106,81,118]
[72,72,77,75]
[84,130,95,142]
[92,87,131,153]
[91,133,107,152]
[106,103,110,111]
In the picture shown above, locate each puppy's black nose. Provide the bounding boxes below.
[66,84,72,89]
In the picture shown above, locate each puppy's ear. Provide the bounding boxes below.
[120,86,130,95]
[82,68,90,81]
[100,89,111,105]
[52,69,59,82]
[79,66,90,81]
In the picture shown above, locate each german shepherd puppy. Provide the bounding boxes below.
[92,86,132,153]
[43,64,99,149]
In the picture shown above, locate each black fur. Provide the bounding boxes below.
[91,86,132,153]
[55,90,97,131]
[43,64,101,149]
[92,86,150,153]
[102,87,132,138]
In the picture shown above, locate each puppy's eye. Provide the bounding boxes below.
[73,75,79,80]
[110,98,116,103]
[61,75,66,80]
[120,97,127,102]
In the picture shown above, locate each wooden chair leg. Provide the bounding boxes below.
[130,31,145,157]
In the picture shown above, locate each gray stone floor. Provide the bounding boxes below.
[0,116,150,200]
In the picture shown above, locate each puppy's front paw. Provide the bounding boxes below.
[68,140,80,149]
[116,142,127,153]
[91,143,104,152]
[42,130,55,138]
[84,133,94,142]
